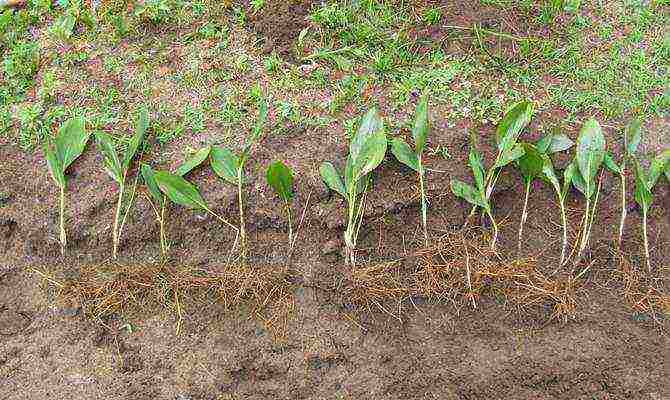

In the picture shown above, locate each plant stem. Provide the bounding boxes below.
[486,206,498,252]
[642,206,650,272]
[286,201,293,245]
[559,198,568,266]
[418,166,428,247]
[577,196,590,260]
[112,179,125,260]
[160,199,167,257]
[517,179,531,254]
[237,169,246,263]
[59,185,66,255]
[617,170,626,248]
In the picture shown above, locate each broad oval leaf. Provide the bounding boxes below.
[603,152,621,175]
[122,107,149,171]
[412,95,429,154]
[352,131,388,182]
[496,101,533,151]
[95,131,123,184]
[575,118,605,193]
[633,161,652,211]
[266,160,294,202]
[541,132,574,154]
[450,179,487,209]
[140,164,164,206]
[468,148,486,192]
[350,108,383,165]
[319,162,346,198]
[562,161,576,200]
[55,116,90,170]
[517,143,544,181]
[210,146,240,185]
[540,154,560,194]
[154,171,209,211]
[390,138,419,172]
[494,143,526,169]
[625,118,642,157]
[648,149,670,188]
[44,142,65,188]
[175,146,211,177]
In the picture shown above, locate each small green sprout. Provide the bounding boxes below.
[210,99,268,262]
[95,108,148,260]
[516,130,574,256]
[633,149,670,272]
[452,101,533,251]
[141,146,212,258]
[390,95,431,246]
[320,108,388,267]
[568,118,606,263]
[266,160,295,244]
[44,116,91,255]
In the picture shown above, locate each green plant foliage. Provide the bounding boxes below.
[320,108,387,266]
[175,146,211,176]
[266,160,295,243]
[154,171,209,211]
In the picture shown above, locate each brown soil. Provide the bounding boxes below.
[2,2,670,399]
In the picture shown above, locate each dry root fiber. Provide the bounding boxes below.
[345,229,583,322]
[35,263,295,336]
[615,255,670,320]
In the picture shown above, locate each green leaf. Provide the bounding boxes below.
[140,164,164,206]
[175,146,211,177]
[648,149,670,188]
[561,162,576,200]
[468,148,486,192]
[496,101,533,151]
[625,118,642,157]
[575,118,605,197]
[266,160,294,202]
[95,131,123,184]
[412,95,429,154]
[517,143,544,180]
[570,165,591,198]
[210,146,240,185]
[633,161,652,212]
[543,133,574,154]
[390,138,419,172]
[154,171,209,211]
[350,108,384,165]
[55,116,90,170]
[122,107,149,171]
[44,142,65,188]
[540,154,560,194]
[494,143,525,169]
[319,162,346,198]
[352,131,387,182]
[450,179,487,209]
[603,152,621,175]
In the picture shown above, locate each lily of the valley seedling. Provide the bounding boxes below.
[266,160,295,244]
[95,108,148,259]
[451,101,533,251]
[566,118,606,264]
[515,130,574,257]
[44,116,91,255]
[390,95,431,246]
[210,99,268,262]
[141,146,212,258]
[320,108,388,267]
[632,149,670,271]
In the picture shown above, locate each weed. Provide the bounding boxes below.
[210,99,268,262]
[43,117,91,255]
[320,108,388,266]
[266,160,295,244]
[95,108,148,260]
[390,95,431,245]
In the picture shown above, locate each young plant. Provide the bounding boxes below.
[95,108,148,260]
[633,149,670,272]
[210,100,268,262]
[602,119,642,249]
[320,108,388,266]
[266,160,295,244]
[140,146,212,258]
[516,131,574,256]
[452,101,533,251]
[390,95,431,246]
[44,116,91,255]
[568,118,606,263]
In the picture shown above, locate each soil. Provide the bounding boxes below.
[2,1,670,399]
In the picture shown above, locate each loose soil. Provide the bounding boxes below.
[1,1,670,399]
